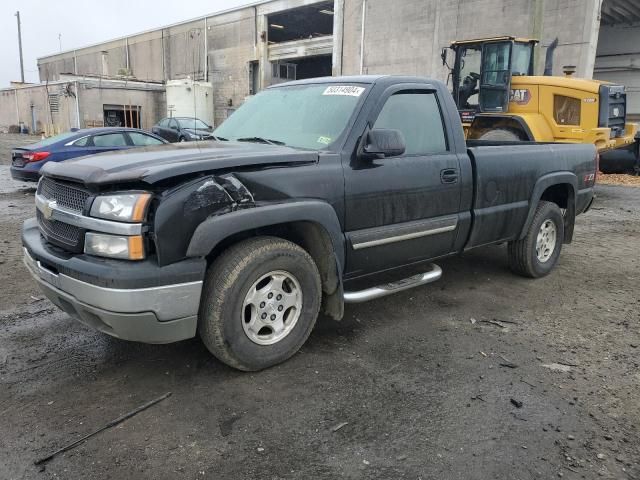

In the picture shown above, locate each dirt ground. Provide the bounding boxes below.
[598,173,640,187]
[0,133,638,480]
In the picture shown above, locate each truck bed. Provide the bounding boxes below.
[464,142,596,249]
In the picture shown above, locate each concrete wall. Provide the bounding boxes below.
[341,0,602,81]
[0,83,79,134]
[542,0,603,77]
[594,24,640,119]
[206,8,257,125]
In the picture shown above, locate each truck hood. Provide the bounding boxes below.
[41,141,319,187]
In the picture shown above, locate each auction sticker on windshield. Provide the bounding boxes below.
[323,86,365,97]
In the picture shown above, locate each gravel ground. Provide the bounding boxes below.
[0,133,638,479]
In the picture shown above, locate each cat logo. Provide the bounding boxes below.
[509,89,531,105]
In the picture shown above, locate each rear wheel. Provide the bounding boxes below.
[478,128,524,141]
[198,237,321,371]
[508,201,564,278]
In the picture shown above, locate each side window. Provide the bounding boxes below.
[129,132,164,146]
[554,95,581,125]
[373,92,447,155]
[72,136,89,146]
[169,119,179,129]
[158,118,169,127]
[92,133,128,147]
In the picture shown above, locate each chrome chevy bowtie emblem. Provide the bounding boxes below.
[42,199,57,220]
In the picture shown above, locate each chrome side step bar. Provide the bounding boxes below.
[343,264,442,304]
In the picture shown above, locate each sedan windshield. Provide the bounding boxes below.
[214,84,367,150]
[177,118,210,129]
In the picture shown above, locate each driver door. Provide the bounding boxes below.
[343,86,462,277]
[479,41,513,113]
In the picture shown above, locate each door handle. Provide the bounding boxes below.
[440,168,459,184]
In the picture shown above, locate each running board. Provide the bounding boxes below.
[343,264,442,303]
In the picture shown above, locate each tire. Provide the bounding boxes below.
[198,237,321,371]
[478,128,523,141]
[507,201,564,278]
[178,137,186,142]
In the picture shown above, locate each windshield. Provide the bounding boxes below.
[512,43,533,76]
[214,84,367,150]
[177,118,210,129]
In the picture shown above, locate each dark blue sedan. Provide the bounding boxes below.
[10,127,168,182]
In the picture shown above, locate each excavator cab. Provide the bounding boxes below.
[443,37,537,124]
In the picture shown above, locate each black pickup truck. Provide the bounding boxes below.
[22,75,597,371]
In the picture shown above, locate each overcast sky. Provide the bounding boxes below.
[0,0,254,88]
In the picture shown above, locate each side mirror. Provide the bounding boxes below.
[363,129,406,158]
[441,48,448,66]
[170,125,179,130]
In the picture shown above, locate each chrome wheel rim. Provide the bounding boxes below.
[536,219,557,263]
[241,270,302,346]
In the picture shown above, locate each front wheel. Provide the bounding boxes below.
[508,201,564,278]
[198,237,321,371]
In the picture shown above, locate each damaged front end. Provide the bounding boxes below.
[153,174,255,266]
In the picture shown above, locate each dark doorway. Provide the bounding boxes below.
[288,55,332,80]
[268,1,334,43]
[249,61,260,95]
[103,104,141,128]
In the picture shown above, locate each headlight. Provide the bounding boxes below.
[90,193,151,222]
[85,233,145,260]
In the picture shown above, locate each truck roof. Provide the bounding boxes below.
[270,75,443,88]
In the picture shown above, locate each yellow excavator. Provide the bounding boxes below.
[441,36,640,172]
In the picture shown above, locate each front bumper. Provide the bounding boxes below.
[22,219,206,344]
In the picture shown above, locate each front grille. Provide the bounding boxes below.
[599,84,627,139]
[38,177,89,212]
[37,210,83,251]
[37,177,89,252]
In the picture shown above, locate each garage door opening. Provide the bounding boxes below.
[267,1,334,44]
[103,104,142,128]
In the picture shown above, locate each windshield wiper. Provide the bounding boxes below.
[236,137,285,146]
[213,136,229,141]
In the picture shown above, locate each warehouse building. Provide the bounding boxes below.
[1,0,639,132]
[0,75,164,135]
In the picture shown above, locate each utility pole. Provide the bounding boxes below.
[58,33,62,52]
[15,11,25,83]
